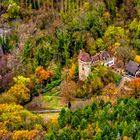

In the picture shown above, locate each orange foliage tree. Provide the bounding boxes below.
[0,130,11,140]
[129,78,140,98]
[35,66,53,83]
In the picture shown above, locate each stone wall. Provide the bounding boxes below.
[78,59,91,81]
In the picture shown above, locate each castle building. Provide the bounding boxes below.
[78,51,91,81]
[78,50,115,81]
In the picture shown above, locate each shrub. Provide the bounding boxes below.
[7,0,20,19]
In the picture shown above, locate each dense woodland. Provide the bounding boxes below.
[0,0,140,139]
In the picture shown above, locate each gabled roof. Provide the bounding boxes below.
[126,60,139,74]
[78,50,111,63]
[101,51,110,60]
[78,51,91,62]
[91,51,110,63]
[91,54,100,63]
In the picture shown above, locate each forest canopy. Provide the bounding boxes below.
[0,0,140,139]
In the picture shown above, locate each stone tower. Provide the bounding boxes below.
[78,51,91,81]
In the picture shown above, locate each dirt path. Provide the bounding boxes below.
[31,109,61,114]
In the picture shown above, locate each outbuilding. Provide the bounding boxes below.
[126,60,140,77]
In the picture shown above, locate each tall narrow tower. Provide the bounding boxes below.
[78,51,91,81]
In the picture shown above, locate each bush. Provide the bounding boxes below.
[7,0,20,19]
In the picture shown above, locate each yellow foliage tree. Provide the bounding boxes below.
[134,55,140,64]
[0,93,17,104]
[6,84,30,104]
[69,63,76,79]
[13,76,30,86]
[123,136,129,140]
[0,104,24,131]
[0,104,44,132]
[12,130,40,140]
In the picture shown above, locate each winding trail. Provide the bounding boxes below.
[31,109,61,114]
[30,98,93,114]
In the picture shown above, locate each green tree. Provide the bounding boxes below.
[102,124,111,137]
[104,26,125,45]
[83,106,93,121]
[59,128,71,140]
[58,109,66,128]
[80,118,87,130]
[71,115,80,129]
[84,73,103,96]
[83,11,104,38]
[65,109,72,125]
[44,125,57,140]
[34,46,53,68]
[95,38,106,51]
[104,0,118,17]
[91,102,97,112]
[72,130,81,140]
[74,108,82,120]
[55,29,70,66]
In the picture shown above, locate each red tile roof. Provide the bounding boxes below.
[78,51,91,62]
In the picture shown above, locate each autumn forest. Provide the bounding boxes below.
[0,0,140,139]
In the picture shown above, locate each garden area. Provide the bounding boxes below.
[25,95,64,111]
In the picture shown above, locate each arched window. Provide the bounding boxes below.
[82,64,85,71]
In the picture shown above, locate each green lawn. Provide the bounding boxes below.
[42,95,64,109]
[25,95,65,111]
